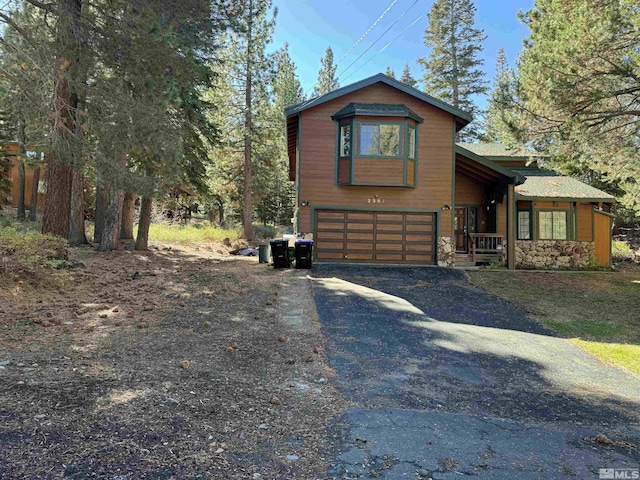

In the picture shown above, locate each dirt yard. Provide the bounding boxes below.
[0,242,347,478]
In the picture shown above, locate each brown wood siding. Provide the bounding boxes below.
[593,211,612,266]
[315,209,436,264]
[576,203,593,241]
[497,201,507,237]
[298,82,454,236]
[353,158,404,184]
[533,201,570,209]
[338,158,350,184]
[407,160,415,187]
[455,173,485,205]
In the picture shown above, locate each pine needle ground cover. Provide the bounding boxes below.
[468,269,640,376]
[0,243,346,478]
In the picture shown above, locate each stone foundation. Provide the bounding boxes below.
[438,236,455,268]
[515,240,595,269]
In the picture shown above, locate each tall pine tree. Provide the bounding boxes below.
[483,48,519,144]
[313,46,339,97]
[516,0,640,217]
[400,63,418,88]
[418,0,487,140]
[385,66,396,79]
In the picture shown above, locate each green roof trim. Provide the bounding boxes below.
[457,142,546,161]
[513,168,615,201]
[285,73,472,127]
[454,145,525,184]
[331,103,424,123]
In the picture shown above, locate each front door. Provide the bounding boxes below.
[454,207,478,253]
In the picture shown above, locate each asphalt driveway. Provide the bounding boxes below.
[310,265,640,479]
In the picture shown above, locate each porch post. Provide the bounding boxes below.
[507,184,516,269]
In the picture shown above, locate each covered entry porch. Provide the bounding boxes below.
[454,146,523,267]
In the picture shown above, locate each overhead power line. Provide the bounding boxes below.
[340,10,426,84]
[336,0,422,83]
[335,0,399,66]
[305,0,400,98]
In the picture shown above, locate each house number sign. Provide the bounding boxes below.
[367,198,386,204]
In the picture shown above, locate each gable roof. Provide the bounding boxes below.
[331,103,424,123]
[513,168,616,201]
[285,73,472,129]
[455,144,525,184]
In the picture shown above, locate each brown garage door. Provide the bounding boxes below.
[314,209,436,264]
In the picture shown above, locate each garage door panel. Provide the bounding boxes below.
[317,211,346,220]
[314,209,436,264]
[316,231,344,240]
[347,232,374,241]
[347,213,375,221]
[376,233,403,241]
[376,243,404,252]
[346,223,374,231]
[346,253,374,260]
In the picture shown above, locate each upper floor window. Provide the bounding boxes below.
[339,124,351,157]
[358,124,401,157]
[408,127,416,160]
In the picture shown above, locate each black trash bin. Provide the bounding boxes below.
[269,238,290,268]
[294,239,313,269]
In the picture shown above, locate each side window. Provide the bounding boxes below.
[518,210,531,240]
[408,127,416,160]
[339,124,351,157]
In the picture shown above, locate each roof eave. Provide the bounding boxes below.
[515,194,616,202]
[284,73,472,126]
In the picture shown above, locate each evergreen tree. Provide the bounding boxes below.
[483,48,519,144]
[385,66,396,79]
[516,0,640,217]
[313,46,339,97]
[255,43,302,227]
[418,0,487,140]
[400,63,418,88]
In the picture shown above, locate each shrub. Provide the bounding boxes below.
[612,240,633,262]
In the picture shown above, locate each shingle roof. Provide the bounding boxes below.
[331,103,424,123]
[513,168,615,201]
[457,142,543,159]
[285,73,472,128]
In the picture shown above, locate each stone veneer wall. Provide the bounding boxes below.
[516,240,595,269]
[438,236,455,268]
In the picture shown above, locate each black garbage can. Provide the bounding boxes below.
[294,239,313,269]
[269,238,290,268]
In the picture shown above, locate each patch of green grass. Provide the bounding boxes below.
[468,270,640,375]
[140,222,240,244]
[574,340,640,376]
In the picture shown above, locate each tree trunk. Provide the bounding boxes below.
[43,161,73,237]
[28,166,40,221]
[120,192,135,240]
[94,182,107,243]
[97,185,123,252]
[242,0,254,241]
[17,161,26,220]
[43,0,82,238]
[135,196,152,251]
[68,168,87,245]
[16,116,26,220]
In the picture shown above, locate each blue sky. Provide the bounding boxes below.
[270,0,534,105]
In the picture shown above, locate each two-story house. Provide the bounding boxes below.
[285,74,614,269]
